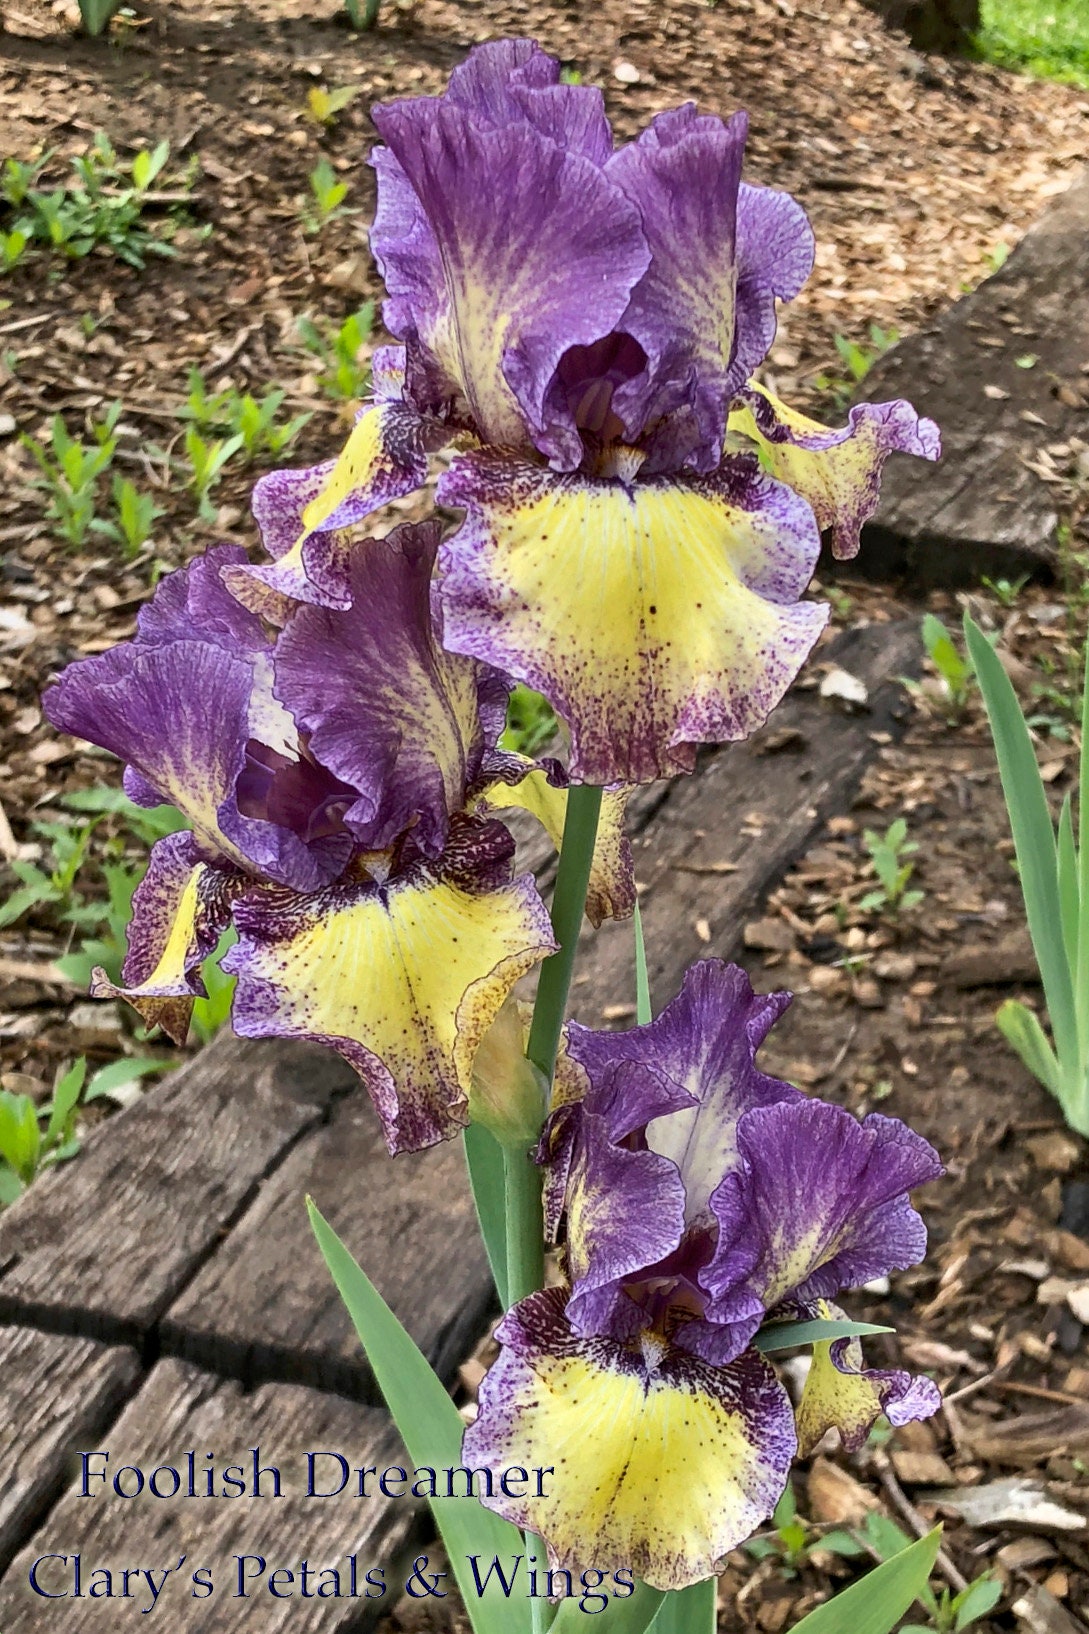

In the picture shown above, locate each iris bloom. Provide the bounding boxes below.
[463,961,942,1588]
[43,527,632,1153]
[230,37,938,785]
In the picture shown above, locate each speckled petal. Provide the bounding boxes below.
[567,961,800,1225]
[563,1106,687,1334]
[478,760,635,926]
[44,564,267,870]
[731,183,815,392]
[226,402,434,614]
[606,103,748,465]
[371,79,648,458]
[272,521,500,859]
[462,1286,795,1589]
[438,452,827,786]
[224,850,556,1154]
[795,1301,941,1455]
[90,831,239,1044]
[729,381,941,559]
[44,549,349,891]
[705,1100,944,1324]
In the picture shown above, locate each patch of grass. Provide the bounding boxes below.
[975,0,1089,88]
[1,134,203,272]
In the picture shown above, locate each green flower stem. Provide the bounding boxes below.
[502,1140,545,1311]
[507,783,603,1634]
[526,783,605,1084]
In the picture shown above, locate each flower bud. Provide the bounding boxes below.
[468,996,547,1147]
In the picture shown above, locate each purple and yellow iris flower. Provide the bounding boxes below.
[231,37,938,785]
[463,962,943,1588]
[43,528,632,1154]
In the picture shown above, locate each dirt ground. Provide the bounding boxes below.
[1,0,1089,1628]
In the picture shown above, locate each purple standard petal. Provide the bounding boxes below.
[437,451,827,786]
[730,182,815,393]
[444,38,613,162]
[228,401,437,615]
[605,104,748,467]
[272,522,505,859]
[462,1286,795,1590]
[372,75,648,460]
[569,961,800,1226]
[43,548,349,892]
[563,1107,688,1339]
[705,1100,944,1325]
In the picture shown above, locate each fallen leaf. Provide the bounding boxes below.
[806,1457,880,1525]
[819,667,869,709]
[933,1476,1086,1532]
[1012,1584,1085,1634]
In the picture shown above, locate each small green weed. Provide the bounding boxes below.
[745,1481,865,1576]
[1,134,196,271]
[860,818,923,915]
[813,323,900,410]
[20,403,120,547]
[302,159,352,234]
[975,0,1089,89]
[343,0,381,28]
[980,573,1029,607]
[297,302,374,401]
[500,684,559,757]
[180,369,312,462]
[0,227,29,270]
[0,1058,87,1205]
[185,425,244,520]
[305,85,360,127]
[901,613,976,720]
[90,473,165,558]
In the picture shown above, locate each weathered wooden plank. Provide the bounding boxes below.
[0,1038,355,1341]
[161,1092,493,1400]
[0,1358,419,1632]
[857,167,1089,585]
[568,620,922,1023]
[0,1326,140,1574]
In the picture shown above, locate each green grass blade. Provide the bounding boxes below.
[550,1581,666,1633]
[964,615,1079,1071]
[754,1317,893,1354]
[790,1529,942,1634]
[649,1577,715,1633]
[633,899,652,1025]
[463,1124,509,1309]
[996,999,1064,1103]
[1077,640,1089,1053]
[1058,794,1079,978]
[308,1202,531,1634]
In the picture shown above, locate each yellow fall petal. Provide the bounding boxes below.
[440,454,826,786]
[728,380,940,560]
[463,1293,795,1589]
[228,868,555,1153]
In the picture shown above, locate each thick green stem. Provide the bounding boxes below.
[508,783,603,1634]
[526,784,604,1080]
[503,1142,545,1309]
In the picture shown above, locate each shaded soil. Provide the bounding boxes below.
[0,0,1088,1629]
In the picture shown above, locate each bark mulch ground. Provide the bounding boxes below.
[1,0,1088,1629]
